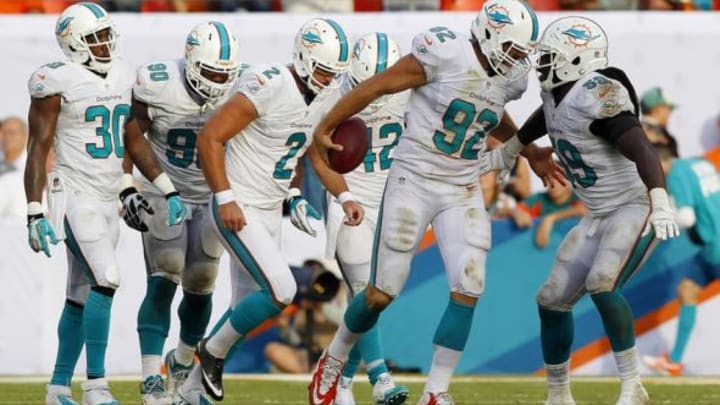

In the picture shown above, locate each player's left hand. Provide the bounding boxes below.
[119,187,155,232]
[313,127,344,154]
[644,188,680,240]
[27,215,58,257]
[342,200,364,226]
[287,188,321,237]
[165,192,187,226]
[527,146,567,188]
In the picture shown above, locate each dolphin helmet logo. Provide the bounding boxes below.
[301,27,324,49]
[56,16,74,36]
[485,4,514,29]
[562,25,601,48]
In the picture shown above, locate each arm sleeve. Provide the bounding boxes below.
[517,106,547,145]
[612,126,666,190]
[589,111,642,144]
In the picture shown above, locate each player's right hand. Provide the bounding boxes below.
[27,215,58,257]
[119,187,155,232]
[219,201,247,232]
[313,127,344,154]
[342,201,364,226]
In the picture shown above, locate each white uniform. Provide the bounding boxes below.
[132,59,226,292]
[212,64,332,306]
[536,70,657,310]
[28,59,134,300]
[373,28,526,298]
[326,77,409,293]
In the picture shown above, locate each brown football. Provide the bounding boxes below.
[328,117,370,174]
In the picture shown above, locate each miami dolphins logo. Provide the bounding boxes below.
[301,25,324,49]
[56,16,74,37]
[485,4,513,30]
[562,24,601,48]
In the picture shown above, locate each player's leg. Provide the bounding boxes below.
[588,204,657,405]
[63,196,122,404]
[416,188,490,403]
[181,201,296,402]
[167,205,223,393]
[312,167,432,405]
[334,203,407,405]
[46,256,90,405]
[536,218,598,405]
[136,196,187,404]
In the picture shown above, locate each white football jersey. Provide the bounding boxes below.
[541,71,646,216]
[225,64,331,209]
[337,78,409,208]
[28,60,134,201]
[394,28,527,186]
[133,59,234,204]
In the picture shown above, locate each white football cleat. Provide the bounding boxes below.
[336,377,357,405]
[81,378,119,405]
[544,385,576,405]
[416,392,454,405]
[140,374,172,405]
[46,384,79,405]
[372,372,409,405]
[615,379,650,405]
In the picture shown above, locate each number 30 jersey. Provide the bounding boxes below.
[395,27,527,186]
[28,60,134,201]
[226,64,331,210]
[541,70,646,216]
[337,78,409,208]
[133,59,232,204]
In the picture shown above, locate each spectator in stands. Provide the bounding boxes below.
[513,178,585,248]
[481,171,517,220]
[700,112,720,151]
[0,117,28,175]
[641,87,680,157]
[282,0,353,12]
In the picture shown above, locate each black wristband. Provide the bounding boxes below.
[119,187,138,201]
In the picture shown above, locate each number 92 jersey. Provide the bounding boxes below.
[541,70,646,216]
[395,27,527,186]
[28,60,134,201]
[133,59,233,204]
[225,64,330,209]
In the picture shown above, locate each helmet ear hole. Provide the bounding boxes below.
[485,28,491,40]
[572,57,581,65]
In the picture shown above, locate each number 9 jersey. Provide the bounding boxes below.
[28,59,134,201]
[396,27,527,185]
[133,59,234,203]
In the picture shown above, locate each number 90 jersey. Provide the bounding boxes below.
[541,71,646,216]
[28,60,134,201]
[337,78,409,208]
[225,64,330,209]
[133,59,232,204]
[396,27,526,186]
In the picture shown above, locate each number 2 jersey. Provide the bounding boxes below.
[28,60,134,201]
[394,28,527,186]
[540,69,646,216]
[337,78,410,208]
[133,59,233,204]
[226,64,332,210]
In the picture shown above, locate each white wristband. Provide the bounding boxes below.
[338,191,355,205]
[287,187,302,200]
[152,173,177,196]
[215,189,235,206]
[119,173,135,191]
[649,188,671,210]
[503,136,524,156]
[27,201,43,216]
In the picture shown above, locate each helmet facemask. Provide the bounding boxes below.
[73,25,119,74]
[296,54,343,94]
[186,60,240,103]
[481,31,533,82]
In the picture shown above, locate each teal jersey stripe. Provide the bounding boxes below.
[376,33,388,73]
[519,1,539,41]
[82,2,105,18]
[212,21,231,61]
[63,219,98,286]
[324,18,348,63]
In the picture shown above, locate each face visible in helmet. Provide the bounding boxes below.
[311,66,338,89]
[85,27,112,60]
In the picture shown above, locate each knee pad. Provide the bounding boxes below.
[463,207,491,250]
[182,260,219,295]
[337,224,373,266]
[536,282,573,312]
[96,264,121,290]
[149,248,185,284]
[201,224,225,259]
[271,270,298,306]
[383,207,420,252]
[455,251,486,297]
[585,268,616,295]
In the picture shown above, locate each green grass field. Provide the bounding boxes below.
[2,375,720,404]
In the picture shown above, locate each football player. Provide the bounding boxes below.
[24,3,137,404]
[319,33,410,405]
[642,145,720,376]
[308,2,562,404]
[486,16,679,405]
[120,21,241,404]
[175,18,358,405]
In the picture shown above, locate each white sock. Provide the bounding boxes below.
[175,340,196,367]
[614,346,640,382]
[546,361,571,388]
[141,355,162,380]
[327,321,361,361]
[424,345,461,394]
[205,322,241,359]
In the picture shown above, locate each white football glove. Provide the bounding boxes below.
[643,188,680,241]
[479,136,524,178]
[286,187,321,237]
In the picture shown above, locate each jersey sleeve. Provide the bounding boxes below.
[236,67,277,117]
[667,161,696,209]
[572,73,635,121]
[411,28,459,83]
[28,62,68,99]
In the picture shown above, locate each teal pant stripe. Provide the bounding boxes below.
[63,218,98,286]
[613,222,657,290]
[211,198,275,298]
[369,185,387,286]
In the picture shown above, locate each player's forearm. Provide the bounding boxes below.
[308,144,350,197]
[615,127,666,190]
[517,106,547,146]
[198,136,231,193]
[489,112,519,143]
[23,143,49,204]
[124,120,163,181]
